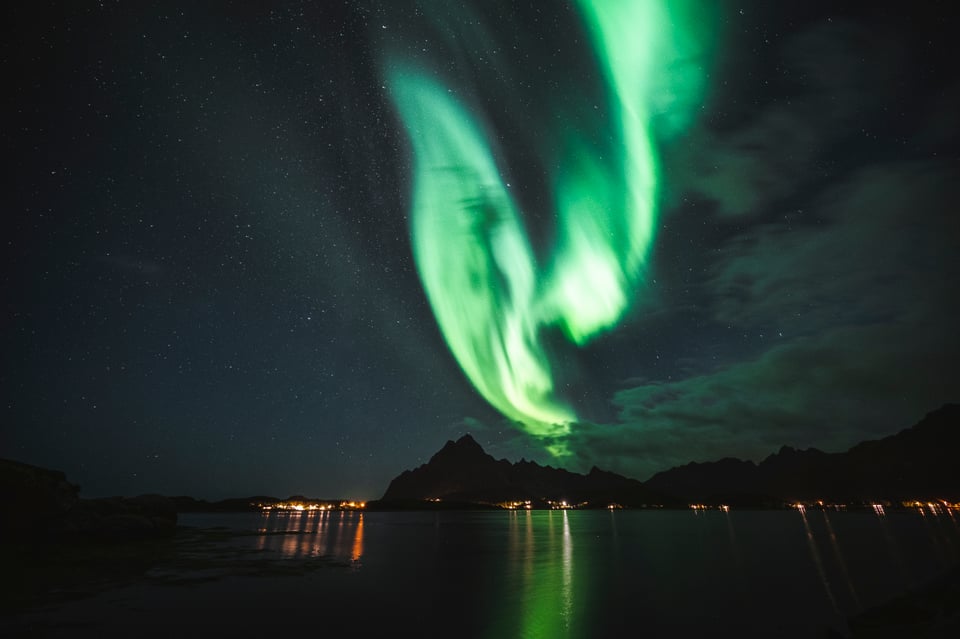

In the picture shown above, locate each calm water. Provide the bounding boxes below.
[7,508,960,637]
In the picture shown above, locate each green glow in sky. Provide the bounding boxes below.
[387,68,575,443]
[387,1,711,454]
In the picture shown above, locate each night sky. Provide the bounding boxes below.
[5,1,958,500]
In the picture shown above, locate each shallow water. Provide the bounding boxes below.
[5,508,959,638]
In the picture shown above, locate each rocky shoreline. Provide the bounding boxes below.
[0,458,177,542]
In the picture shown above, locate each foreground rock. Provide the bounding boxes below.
[0,458,176,542]
[844,565,960,638]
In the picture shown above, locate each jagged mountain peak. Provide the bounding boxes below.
[380,434,666,506]
[430,433,490,463]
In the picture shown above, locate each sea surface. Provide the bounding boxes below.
[5,507,959,638]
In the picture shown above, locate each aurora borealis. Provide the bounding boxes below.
[386,0,714,451]
[5,1,959,498]
[387,68,576,438]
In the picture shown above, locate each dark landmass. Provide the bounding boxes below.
[3,404,956,523]
[644,404,960,504]
[0,458,177,543]
[375,405,958,508]
[375,433,675,508]
[0,459,180,614]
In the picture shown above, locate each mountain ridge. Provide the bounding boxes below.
[379,434,671,507]
[378,404,959,507]
[644,403,960,502]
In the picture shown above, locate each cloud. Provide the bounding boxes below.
[670,18,908,219]
[567,318,958,480]
[709,161,960,334]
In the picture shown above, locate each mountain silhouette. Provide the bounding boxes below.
[379,405,958,508]
[378,434,671,507]
[644,404,960,503]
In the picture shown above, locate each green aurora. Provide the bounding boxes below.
[386,0,713,455]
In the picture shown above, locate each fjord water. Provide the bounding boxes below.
[13,508,960,637]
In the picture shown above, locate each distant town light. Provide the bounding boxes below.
[257,500,366,512]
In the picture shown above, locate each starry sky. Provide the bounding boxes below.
[5,1,958,500]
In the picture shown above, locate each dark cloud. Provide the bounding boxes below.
[709,162,959,333]
[670,17,913,219]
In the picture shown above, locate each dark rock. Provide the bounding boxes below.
[847,565,960,638]
[0,458,81,540]
[0,459,177,542]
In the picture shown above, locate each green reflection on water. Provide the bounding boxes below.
[489,510,580,638]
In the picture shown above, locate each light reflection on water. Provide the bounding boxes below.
[793,505,960,626]
[169,507,958,638]
[6,505,959,639]
[496,510,577,638]
[821,510,860,608]
[562,510,573,627]
[254,510,364,564]
[798,507,839,614]
[490,507,958,637]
